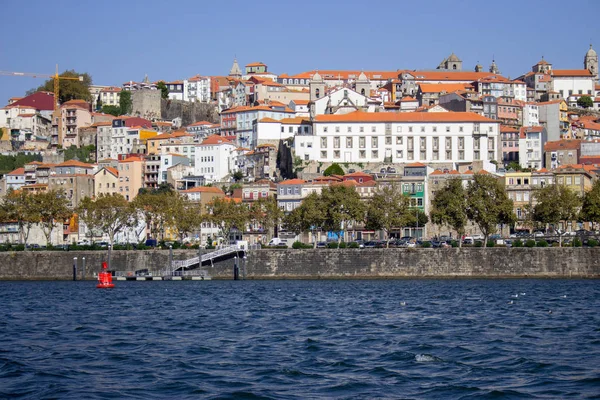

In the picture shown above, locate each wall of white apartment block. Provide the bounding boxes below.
[552,77,594,99]
[294,121,501,164]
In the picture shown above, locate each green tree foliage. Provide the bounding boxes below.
[168,194,204,242]
[101,105,121,116]
[249,197,283,240]
[365,183,414,247]
[206,197,249,243]
[320,185,365,243]
[430,178,468,247]
[132,190,176,240]
[283,192,325,247]
[232,170,244,182]
[577,95,593,109]
[119,90,133,116]
[405,209,429,228]
[30,70,93,103]
[96,95,103,111]
[507,161,522,171]
[323,163,345,176]
[63,145,96,163]
[77,194,137,245]
[0,153,43,175]
[157,81,169,99]
[533,184,581,246]
[580,179,600,229]
[466,174,515,247]
[32,190,72,246]
[1,190,40,248]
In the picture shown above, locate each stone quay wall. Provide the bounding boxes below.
[0,248,598,280]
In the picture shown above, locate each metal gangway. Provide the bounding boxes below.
[171,244,241,270]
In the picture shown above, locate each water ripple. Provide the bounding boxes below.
[0,279,599,398]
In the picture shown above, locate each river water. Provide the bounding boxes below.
[0,280,598,399]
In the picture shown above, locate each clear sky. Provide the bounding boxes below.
[1,0,598,103]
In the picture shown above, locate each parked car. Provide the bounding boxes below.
[94,241,109,248]
[268,238,288,246]
[463,236,474,245]
[145,238,158,247]
[364,241,377,248]
[472,234,484,240]
[316,242,327,248]
[77,239,90,246]
[348,169,356,173]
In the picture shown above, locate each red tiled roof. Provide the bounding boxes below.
[406,162,426,167]
[188,120,214,127]
[6,91,54,111]
[7,167,25,176]
[544,139,581,152]
[201,135,233,145]
[55,160,95,168]
[278,179,306,185]
[552,70,593,77]
[419,83,471,94]
[315,110,495,123]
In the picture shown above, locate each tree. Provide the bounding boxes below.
[282,192,325,247]
[250,197,283,240]
[31,70,92,103]
[466,174,515,247]
[533,184,581,246]
[101,105,120,117]
[157,81,169,99]
[580,179,600,230]
[320,185,365,244]
[77,194,137,245]
[207,197,249,244]
[430,178,468,247]
[323,163,345,176]
[132,191,175,240]
[119,90,133,116]
[365,184,414,247]
[32,190,72,246]
[2,190,40,248]
[507,161,522,171]
[232,170,244,182]
[577,95,593,109]
[168,194,204,242]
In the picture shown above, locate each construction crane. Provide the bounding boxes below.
[0,64,83,111]
[0,65,84,146]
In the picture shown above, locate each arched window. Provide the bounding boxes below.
[361,89,365,95]
[452,64,457,70]
[315,88,320,98]
[283,79,287,84]
[295,79,299,84]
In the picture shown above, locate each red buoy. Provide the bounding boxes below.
[97,261,115,289]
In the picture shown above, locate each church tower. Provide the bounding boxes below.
[309,71,325,102]
[584,44,598,81]
[355,71,371,97]
[229,58,242,79]
[489,59,501,75]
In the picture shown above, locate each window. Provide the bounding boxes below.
[433,151,439,160]
[459,126,463,132]
[458,150,464,160]
[420,137,426,148]
[347,126,352,133]
[396,150,403,158]
[359,126,364,133]
[446,126,450,132]
[575,176,581,185]
[371,126,376,133]
[446,137,452,149]
[372,137,378,147]
[420,151,426,159]
[432,126,437,133]
[397,126,402,133]
[323,127,328,133]
[359,150,366,159]
[458,137,464,149]
[321,151,327,158]
[346,137,353,148]
[335,126,340,133]
[321,137,327,148]
[408,126,413,133]
[488,138,495,149]
[474,150,480,160]
[334,150,340,158]
[396,136,403,145]
[372,150,378,158]
[385,137,392,145]
[420,126,425,133]
[566,176,572,185]
[334,137,340,149]
[408,151,414,160]
[359,137,366,148]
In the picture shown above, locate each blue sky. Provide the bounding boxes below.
[1,0,598,103]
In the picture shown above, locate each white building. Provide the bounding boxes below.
[6,168,26,191]
[159,154,189,184]
[99,87,121,107]
[253,117,312,146]
[311,87,380,118]
[185,75,211,103]
[521,102,540,127]
[518,126,547,170]
[194,135,237,183]
[551,70,595,99]
[288,100,310,118]
[294,111,501,164]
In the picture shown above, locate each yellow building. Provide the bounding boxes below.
[146,131,193,155]
[504,170,533,228]
[94,166,119,197]
[118,156,145,201]
[554,164,595,197]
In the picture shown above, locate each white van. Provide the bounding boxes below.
[268,238,288,246]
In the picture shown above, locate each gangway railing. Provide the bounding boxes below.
[171,244,240,270]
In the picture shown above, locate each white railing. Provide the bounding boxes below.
[171,245,239,270]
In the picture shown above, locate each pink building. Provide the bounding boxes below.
[60,100,92,148]
[501,125,520,166]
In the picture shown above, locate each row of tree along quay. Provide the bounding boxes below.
[2,174,600,251]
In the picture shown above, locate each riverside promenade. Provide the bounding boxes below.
[0,248,598,280]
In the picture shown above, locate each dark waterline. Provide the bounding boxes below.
[1,280,599,399]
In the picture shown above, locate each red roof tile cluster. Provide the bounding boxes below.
[5,91,55,111]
